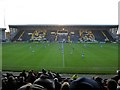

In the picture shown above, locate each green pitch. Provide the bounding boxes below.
[2,42,119,74]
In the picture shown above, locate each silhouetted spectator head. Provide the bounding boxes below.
[54,73,62,82]
[40,74,49,79]
[2,77,8,90]
[34,76,55,90]
[42,69,47,74]
[8,76,15,82]
[6,73,13,78]
[17,83,47,90]
[118,79,120,86]
[107,79,117,90]
[112,70,120,82]
[94,76,102,83]
[19,76,25,82]
[117,70,120,76]
[60,82,70,90]
[94,76,104,90]
[47,70,54,79]
[63,78,69,82]
[54,78,58,82]
[26,70,36,83]
[103,79,107,86]
[70,77,101,90]
[7,76,16,90]
[54,78,61,90]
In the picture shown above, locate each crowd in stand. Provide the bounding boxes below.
[80,31,95,42]
[2,69,120,90]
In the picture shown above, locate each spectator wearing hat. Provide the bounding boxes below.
[70,77,101,90]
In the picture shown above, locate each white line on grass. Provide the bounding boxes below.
[62,42,65,67]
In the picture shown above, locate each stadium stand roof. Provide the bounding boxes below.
[0,28,6,31]
[9,24,118,31]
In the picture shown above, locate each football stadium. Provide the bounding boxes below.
[1,24,119,74]
[1,0,120,89]
[1,24,120,90]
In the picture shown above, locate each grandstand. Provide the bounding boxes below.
[9,25,118,43]
[0,28,6,42]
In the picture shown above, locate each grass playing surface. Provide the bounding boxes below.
[2,42,119,74]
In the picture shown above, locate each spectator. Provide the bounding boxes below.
[17,83,47,90]
[71,74,78,80]
[111,70,120,82]
[47,70,54,79]
[34,75,55,90]
[60,82,70,90]
[16,76,26,89]
[117,79,120,90]
[6,76,17,90]
[2,69,120,90]
[94,76,104,90]
[118,79,120,86]
[19,70,27,80]
[54,73,62,82]
[107,79,117,90]
[54,78,61,90]
[26,70,36,83]
[70,77,101,90]
[2,77,8,90]
[41,69,49,78]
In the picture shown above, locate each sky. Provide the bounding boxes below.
[0,0,119,29]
